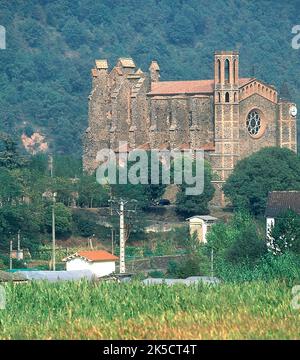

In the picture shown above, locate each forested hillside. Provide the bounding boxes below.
[0,0,299,156]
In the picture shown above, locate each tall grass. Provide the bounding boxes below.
[0,280,299,339]
[216,252,300,285]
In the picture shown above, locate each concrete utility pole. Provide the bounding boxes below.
[111,228,114,255]
[52,192,57,271]
[17,229,21,261]
[119,200,126,274]
[109,198,137,274]
[49,154,53,178]
[9,240,12,271]
[211,248,214,278]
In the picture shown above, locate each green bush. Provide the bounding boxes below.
[148,270,165,278]
[206,212,267,265]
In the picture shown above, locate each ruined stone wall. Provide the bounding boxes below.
[83,69,110,172]
[149,97,170,147]
[189,95,214,148]
[149,95,213,149]
[130,76,151,147]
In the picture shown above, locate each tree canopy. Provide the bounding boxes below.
[223,147,300,215]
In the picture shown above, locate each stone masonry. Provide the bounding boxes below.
[83,52,297,206]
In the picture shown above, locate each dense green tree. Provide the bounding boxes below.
[78,175,109,208]
[175,161,215,217]
[0,133,26,169]
[0,168,22,205]
[223,147,300,215]
[45,202,72,237]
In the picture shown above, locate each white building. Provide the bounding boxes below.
[63,250,118,278]
[186,215,218,243]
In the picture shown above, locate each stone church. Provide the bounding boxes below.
[83,51,297,205]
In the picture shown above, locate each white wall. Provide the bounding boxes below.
[266,217,275,239]
[66,258,116,277]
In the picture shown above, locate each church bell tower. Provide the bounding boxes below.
[211,51,240,205]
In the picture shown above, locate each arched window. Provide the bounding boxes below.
[225,59,230,83]
[234,92,237,102]
[225,92,230,102]
[218,92,221,103]
[233,59,236,83]
[217,59,221,83]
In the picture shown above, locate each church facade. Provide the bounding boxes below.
[83,51,297,205]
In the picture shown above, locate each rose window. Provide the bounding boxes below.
[246,111,261,136]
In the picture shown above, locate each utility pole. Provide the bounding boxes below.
[119,200,125,274]
[111,228,114,255]
[109,199,137,274]
[9,240,12,271]
[49,154,53,178]
[17,229,21,260]
[52,192,57,271]
[211,247,214,278]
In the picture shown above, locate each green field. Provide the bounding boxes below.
[0,280,299,340]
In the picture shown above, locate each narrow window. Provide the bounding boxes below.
[217,59,221,83]
[189,111,193,127]
[169,111,173,126]
[225,59,230,83]
[233,59,236,83]
[234,92,237,102]
[218,92,221,103]
[225,92,230,102]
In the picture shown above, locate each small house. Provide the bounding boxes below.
[63,250,118,278]
[186,215,218,243]
[265,191,300,240]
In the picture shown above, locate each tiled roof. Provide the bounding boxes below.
[95,59,108,70]
[64,250,118,262]
[149,78,253,95]
[265,191,300,218]
[78,251,118,262]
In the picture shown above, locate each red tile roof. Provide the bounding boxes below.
[77,250,118,262]
[149,78,253,95]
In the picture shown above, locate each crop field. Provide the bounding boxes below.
[0,280,299,340]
